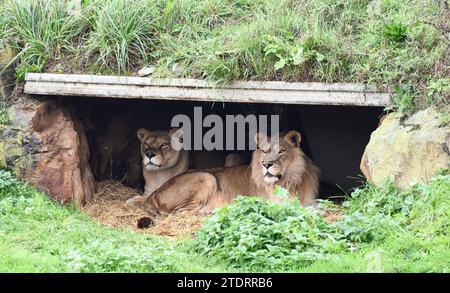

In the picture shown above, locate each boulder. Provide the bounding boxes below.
[0,98,94,206]
[361,107,450,189]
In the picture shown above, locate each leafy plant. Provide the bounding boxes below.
[383,22,408,45]
[388,84,415,113]
[195,172,450,271]
[262,34,325,71]
[426,78,450,106]
[195,195,348,270]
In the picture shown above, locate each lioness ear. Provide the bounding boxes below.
[137,128,150,142]
[254,132,270,148]
[284,130,301,147]
[169,127,183,144]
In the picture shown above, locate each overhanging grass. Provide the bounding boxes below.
[0,0,88,80]
[0,169,449,272]
[0,0,448,111]
[83,0,158,72]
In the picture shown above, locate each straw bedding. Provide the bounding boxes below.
[82,180,206,237]
[82,180,342,237]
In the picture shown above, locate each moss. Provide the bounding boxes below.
[0,141,6,168]
[16,129,22,145]
[11,155,31,178]
[0,45,15,68]
[0,120,27,173]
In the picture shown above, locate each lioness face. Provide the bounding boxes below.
[254,130,303,184]
[137,128,183,171]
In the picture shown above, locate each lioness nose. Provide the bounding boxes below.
[146,151,156,159]
[263,162,273,169]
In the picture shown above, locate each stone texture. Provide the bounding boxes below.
[0,44,16,101]
[361,107,450,189]
[137,65,155,77]
[0,98,95,206]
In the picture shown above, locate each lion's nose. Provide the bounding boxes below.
[146,151,156,159]
[263,162,273,169]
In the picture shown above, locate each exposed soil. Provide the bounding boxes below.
[82,180,206,237]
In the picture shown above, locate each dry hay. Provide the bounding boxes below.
[82,180,343,237]
[82,180,207,237]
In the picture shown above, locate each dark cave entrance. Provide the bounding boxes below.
[68,97,383,199]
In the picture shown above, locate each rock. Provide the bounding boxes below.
[137,66,155,77]
[0,44,16,101]
[0,98,95,206]
[171,63,183,75]
[361,107,450,189]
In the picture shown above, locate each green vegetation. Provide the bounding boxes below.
[0,0,88,80]
[0,103,9,125]
[0,0,448,111]
[0,170,234,272]
[195,171,450,272]
[83,0,157,72]
[0,169,448,272]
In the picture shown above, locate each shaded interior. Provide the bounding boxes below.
[67,97,383,199]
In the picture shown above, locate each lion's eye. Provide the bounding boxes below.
[161,143,169,149]
[143,144,149,149]
[279,150,285,155]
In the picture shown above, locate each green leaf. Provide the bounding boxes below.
[291,47,304,65]
[315,52,325,62]
[274,58,286,70]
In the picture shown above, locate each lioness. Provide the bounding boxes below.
[126,128,189,205]
[139,130,320,224]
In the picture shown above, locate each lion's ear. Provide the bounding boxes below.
[169,128,183,144]
[137,128,150,142]
[254,132,270,149]
[284,130,301,147]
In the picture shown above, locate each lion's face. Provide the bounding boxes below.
[252,130,305,184]
[137,128,183,171]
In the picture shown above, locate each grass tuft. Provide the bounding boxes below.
[82,0,158,72]
[1,0,88,80]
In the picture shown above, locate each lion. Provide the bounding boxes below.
[125,128,189,206]
[138,130,320,226]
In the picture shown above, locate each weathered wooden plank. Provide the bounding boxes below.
[24,73,391,106]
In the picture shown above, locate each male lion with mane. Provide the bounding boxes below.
[137,130,320,227]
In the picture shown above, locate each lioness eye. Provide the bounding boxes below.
[161,143,169,148]
[143,144,149,149]
[279,150,285,154]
